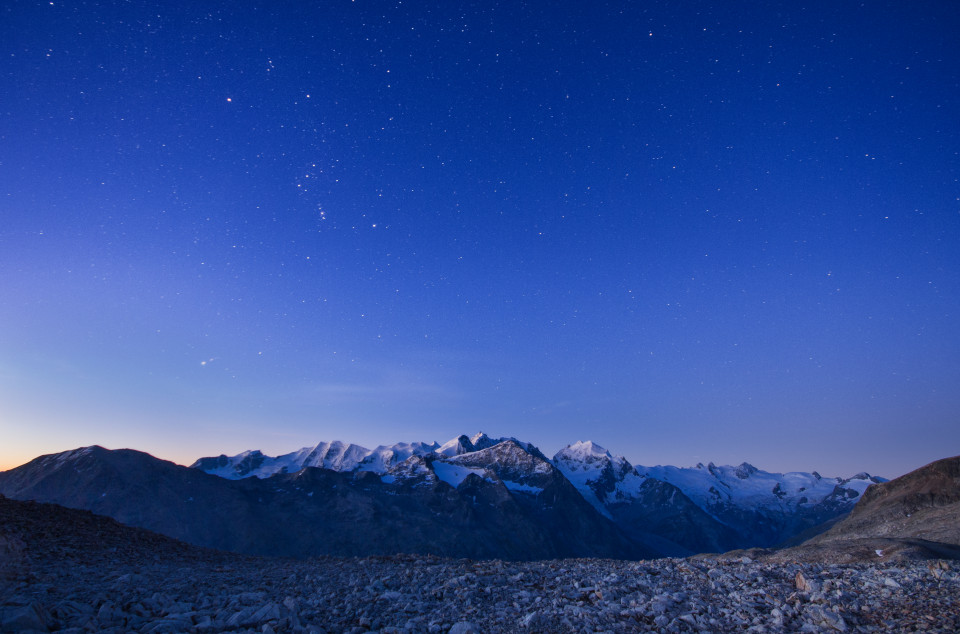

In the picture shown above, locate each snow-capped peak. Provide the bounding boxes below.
[437,434,475,457]
[558,440,613,462]
[436,432,539,458]
[553,442,633,481]
[470,431,493,448]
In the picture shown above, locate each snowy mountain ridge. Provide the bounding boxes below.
[193,434,881,502]
[551,439,885,551]
[552,440,882,514]
[192,433,883,554]
[192,432,531,480]
[0,434,890,559]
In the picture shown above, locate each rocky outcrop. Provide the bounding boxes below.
[829,455,960,544]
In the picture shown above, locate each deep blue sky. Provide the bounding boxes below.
[2,0,958,477]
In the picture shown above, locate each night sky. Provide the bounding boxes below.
[2,1,958,478]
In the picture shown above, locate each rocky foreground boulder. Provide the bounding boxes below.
[2,495,959,633]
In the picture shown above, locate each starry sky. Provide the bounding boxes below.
[2,0,958,478]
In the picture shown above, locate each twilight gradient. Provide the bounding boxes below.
[2,0,959,478]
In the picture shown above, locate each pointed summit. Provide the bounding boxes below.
[560,440,613,461]
[470,432,499,451]
[553,441,639,514]
[437,434,475,457]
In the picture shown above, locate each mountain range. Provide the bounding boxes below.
[0,432,886,560]
[191,432,882,555]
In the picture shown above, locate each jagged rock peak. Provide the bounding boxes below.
[383,454,438,485]
[460,438,532,459]
[450,439,550,470]
[469,432,498,450]
[436,432,501,457]
[735,462,758,479]
[437,434,475,457]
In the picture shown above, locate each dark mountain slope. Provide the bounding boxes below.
[756,456,960,562]
[0,494,229,571]
[825,454,960,544]
[0,446,259,544]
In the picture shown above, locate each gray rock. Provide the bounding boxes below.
[1,603,50,633]
[2,502,958,634]
[225,607,256,628]
[803,604,847,631]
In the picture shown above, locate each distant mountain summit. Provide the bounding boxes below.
[0,433,890,560]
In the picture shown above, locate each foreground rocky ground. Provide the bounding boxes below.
[2,497,959,632]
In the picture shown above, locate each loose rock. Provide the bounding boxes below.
[1,497,958,633]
